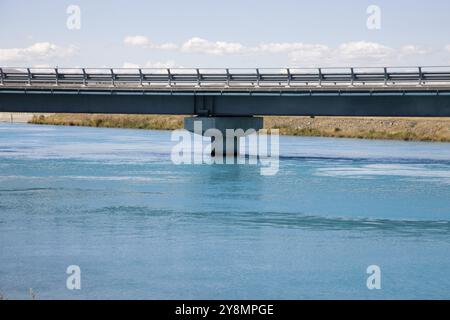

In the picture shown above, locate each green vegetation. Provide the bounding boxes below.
[29,114,450,142]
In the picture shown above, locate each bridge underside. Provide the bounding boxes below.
[1,90,450,117]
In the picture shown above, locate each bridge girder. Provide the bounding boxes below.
[1,90,450,117]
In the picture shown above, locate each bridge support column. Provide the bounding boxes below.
[184,116,263,156]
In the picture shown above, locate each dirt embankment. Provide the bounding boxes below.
[29,114,450,142]
[264,116,450,142]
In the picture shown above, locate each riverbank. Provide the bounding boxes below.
[29,114,450,142]
[0,112,52,123]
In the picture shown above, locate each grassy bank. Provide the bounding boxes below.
[30,114,183,131]
[29,114,450,142]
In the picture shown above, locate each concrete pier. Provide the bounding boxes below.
[184,116,263,156]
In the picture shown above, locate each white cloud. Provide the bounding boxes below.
[445,45,450,53]
[178,39,397,66]
[0,42,76,63]
[123,35,177,50]
[256,43,329,55]
[287,45,332,66]
[32,64,52,68]
[122,62,140,68]
[124,35,150,46]
[122,60,178,69]
[179,38,330,57]
[177,38,425,67]
[337,41,393,60]
[156,43,178,50]
[400,45,430,56]
[287,41,434,67]
[122,36,440,67]
[181,37,245,55]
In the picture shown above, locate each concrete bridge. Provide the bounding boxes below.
[1,66,450,154]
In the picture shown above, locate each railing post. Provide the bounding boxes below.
[82,68,87,86]
[256,68,260,87]
[196,68,201,87]
[350,67,355,86]
[226,68,230,87]
[139,68,143,86]
[27,68,32,85]
[286,68,291,87]
[318,68,322,86]
[55,68,59,86]
[167,68,172,86]
[418,66,423,86]
[110,69,115,86]
[384,67,388,86]
[0,67,4,85]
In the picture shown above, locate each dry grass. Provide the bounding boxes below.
[29,114,450,142]
[30,114,183,131]
[264,116,450,142]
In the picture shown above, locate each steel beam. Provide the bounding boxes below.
[1,90,450,117]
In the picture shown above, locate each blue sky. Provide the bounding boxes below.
[1,0,450,68]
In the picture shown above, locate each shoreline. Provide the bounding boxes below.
[27,113,450,143]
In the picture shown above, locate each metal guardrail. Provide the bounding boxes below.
[1,67,450,88]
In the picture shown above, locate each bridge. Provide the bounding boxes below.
[1,66,450,116]
[1,66,450,154]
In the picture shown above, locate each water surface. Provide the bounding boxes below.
[1,123,450,299]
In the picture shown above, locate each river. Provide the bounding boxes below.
[1,123,449,299]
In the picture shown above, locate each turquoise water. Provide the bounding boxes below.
[1,123,450,299]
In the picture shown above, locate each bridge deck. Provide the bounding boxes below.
[1,67,450,117]
[2,85,450,96]
[1,66,450,90]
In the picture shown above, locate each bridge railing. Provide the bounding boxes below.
[1,66,450,88]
